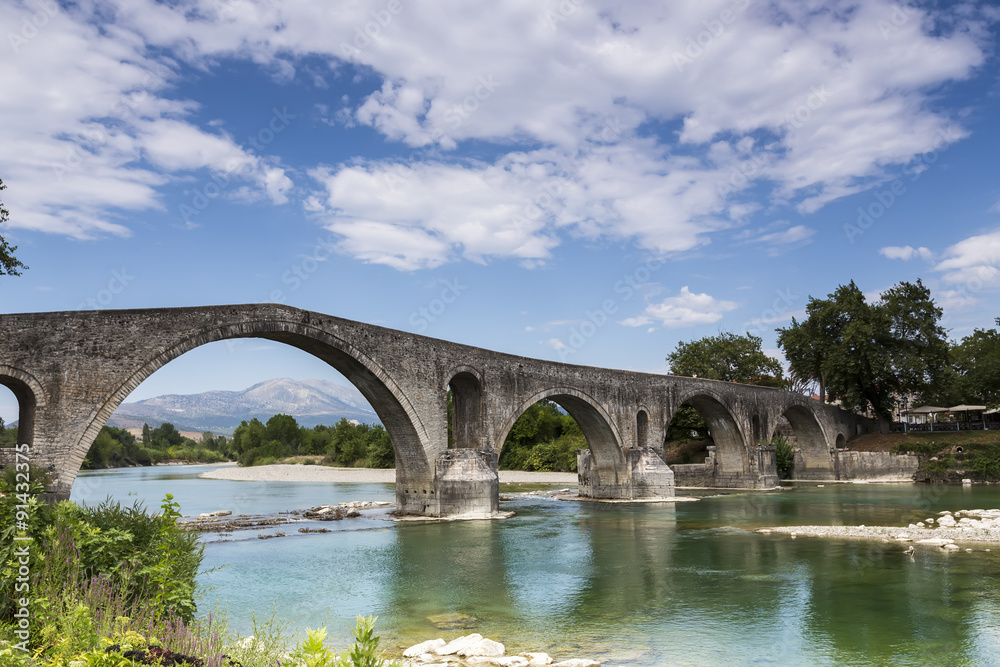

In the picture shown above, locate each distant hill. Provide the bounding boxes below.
[108,378,380,434]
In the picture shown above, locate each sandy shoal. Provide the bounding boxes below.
[199,464,576,484]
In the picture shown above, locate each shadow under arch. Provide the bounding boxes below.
[67,319,431,484]
[495,387,626,469]
[781,403,832,479]
[0,364,47,449]
[669,391,747,474]
[446,366,484,450]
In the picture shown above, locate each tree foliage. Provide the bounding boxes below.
[777,279,948,419]
[948,318,1000,408]
[499,401,582,472]
[0,178,27,277]
[667,331,783,385]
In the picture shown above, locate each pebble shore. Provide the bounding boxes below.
[759,508,1000,547]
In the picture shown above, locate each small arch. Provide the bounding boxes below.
[0,365,47,448]
[636,409,649,449]
[496,387,625,469]
[835,433,846,449]
[751,415,762,443]
[667,392,747,473]
[448,368,484,449]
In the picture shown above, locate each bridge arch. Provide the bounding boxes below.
[777,403,832,479]
[0,364,47,449]
[495,387,626,469]
[67,319,431,485]
[669,390,747,473]
[446,366,484,449]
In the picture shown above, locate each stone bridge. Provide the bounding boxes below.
[0,305,872,516]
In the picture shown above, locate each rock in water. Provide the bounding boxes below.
[403,638,446,657]
[457,638,505,657]
[436,634,485,655]
[522,653,554,665]
[427,612,478,630]
[552,660,601,667]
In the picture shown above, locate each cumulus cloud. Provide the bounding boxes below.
[1,0,992,261]
[880,245,935,261]
[622,286,738,329]
[933,228,1000,285]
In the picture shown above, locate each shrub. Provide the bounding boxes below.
[773,435,793,479]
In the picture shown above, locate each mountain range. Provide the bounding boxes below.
[108,378,381,434]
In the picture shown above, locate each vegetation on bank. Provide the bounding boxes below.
[230,416,394,469]
[0,471,399,666]
[83,423,228,469]
[879,431,1000,483]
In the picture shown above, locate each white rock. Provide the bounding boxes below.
[490,658,530,667]
[943,543,961,550]
[521,653,554,666]
[962,479,973,485]
[916,538,953,546]
[551,660,601,667]
[405,639,447,657]
[938,515,957,527]
[925,518,935,524]
[458,638,506,657]
[437,634,485,655]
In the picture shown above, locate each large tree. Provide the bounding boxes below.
[951,318,1000,408]
[776,279,949,419]
[0,178,27,277]
[667,331,783,385]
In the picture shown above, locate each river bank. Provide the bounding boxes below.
[199,463,578,484]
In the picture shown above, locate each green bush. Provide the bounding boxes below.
[891,440,945,456]
[773,435,794,479]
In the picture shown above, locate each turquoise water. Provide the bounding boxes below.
[72,466,1000,666]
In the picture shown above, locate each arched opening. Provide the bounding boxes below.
[779,405,832,480]
[496,389,623,472]
[66,322,429,493]
[751,415,762,443]
[835,433,846,449]
[664,395,746,473]
[0,375,37,449]
[447,370,483,449]
[636,409,649,449]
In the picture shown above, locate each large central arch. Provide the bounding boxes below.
[67,318,432,493]
[780,404,833,480]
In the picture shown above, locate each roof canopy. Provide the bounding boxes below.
[949,404,987,412]
[904,405,949,414]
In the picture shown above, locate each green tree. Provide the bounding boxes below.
[777,280,949,419]
[951,318,1000,407]
[142,422,151,445]
[265,413,301,449]
[0,178,27,277]
[667,331,783,384]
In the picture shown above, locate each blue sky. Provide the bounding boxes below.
[2,0,1000,423]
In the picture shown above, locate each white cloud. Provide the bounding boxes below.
[880,245,935,261]
[623,286,738,329]
[934,229,1000,285]
[1,0,991,259]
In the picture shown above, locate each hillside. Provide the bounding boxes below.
[108,378,380,434]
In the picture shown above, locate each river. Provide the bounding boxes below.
[71,465,1000,666]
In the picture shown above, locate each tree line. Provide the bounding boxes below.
[667,279,998,422]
